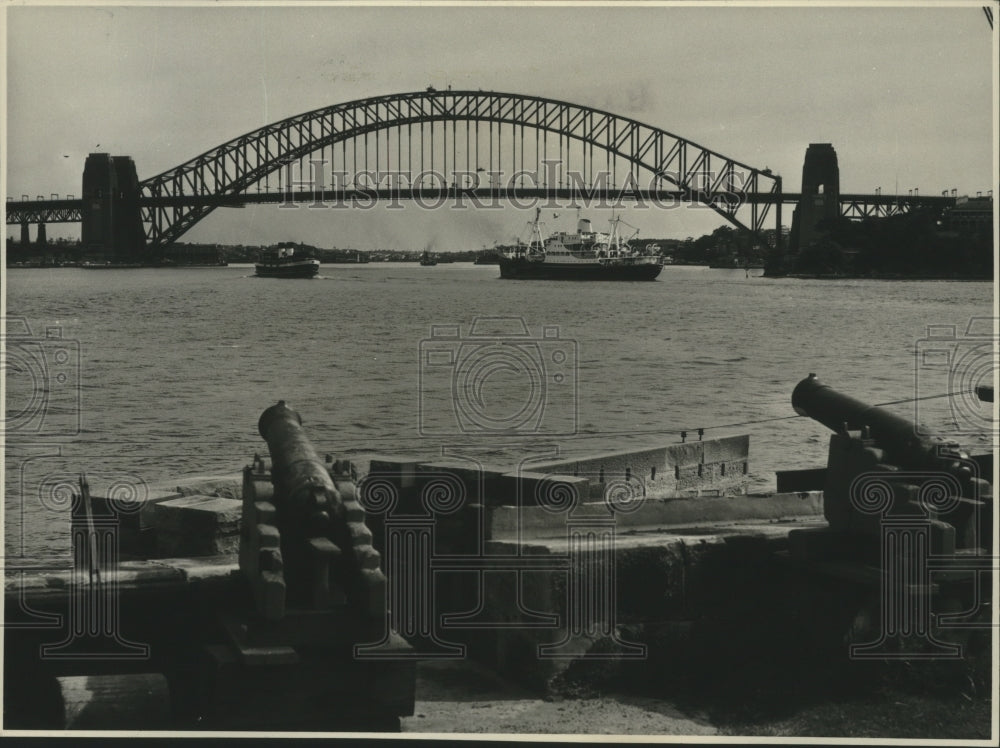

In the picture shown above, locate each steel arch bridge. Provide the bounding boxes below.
[138,89,782,250]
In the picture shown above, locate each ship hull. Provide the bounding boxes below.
[498,258,662,281]
[255,260,320,278]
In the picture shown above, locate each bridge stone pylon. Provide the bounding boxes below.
[81,153,146,259]
[790,143,840,251]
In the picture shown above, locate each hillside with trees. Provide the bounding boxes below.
[765,210,992,279]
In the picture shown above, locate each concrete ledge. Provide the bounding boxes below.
[478,517,826,693]
[365,456,425,489]
[511,435,750,498]
[85,480,181,531]
[154,495,242,557]
[4,556,240,603]
[154,473,244,500]
[496,472,592,507]
[363,438,753,512]
[488,491,824,540]
[415,461,509,506]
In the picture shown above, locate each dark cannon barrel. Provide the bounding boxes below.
[258,400,344,527]
[792,373,971,477]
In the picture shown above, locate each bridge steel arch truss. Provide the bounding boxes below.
[139,90,782,250]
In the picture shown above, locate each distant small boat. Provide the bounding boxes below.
[419,250,437,266]
[255,246,320,278]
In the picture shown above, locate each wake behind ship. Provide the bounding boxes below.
[255,245,320,278]
[499,211,662,281]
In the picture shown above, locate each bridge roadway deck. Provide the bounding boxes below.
[5,190,957,223]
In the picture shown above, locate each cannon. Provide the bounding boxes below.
[199,403,413,729]
[258,400,346,537]
[241,401,384,619]
[255,400,347,607]
[792,373,975,484]
[784,375,992,672]
[791,373,991,550]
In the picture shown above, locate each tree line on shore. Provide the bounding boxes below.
[765,210,992,278]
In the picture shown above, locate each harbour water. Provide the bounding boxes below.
[4,263,992,561]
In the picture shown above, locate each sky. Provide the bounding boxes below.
[3,2,997,251]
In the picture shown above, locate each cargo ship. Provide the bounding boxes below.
[255,245,320,278]
[498,210,662,280]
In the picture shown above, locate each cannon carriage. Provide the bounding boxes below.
[780,374,993,673]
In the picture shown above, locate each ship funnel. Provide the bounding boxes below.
[577,218,592,233]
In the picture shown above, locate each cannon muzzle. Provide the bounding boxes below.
[792,373,971,478]
[258,400,344,530]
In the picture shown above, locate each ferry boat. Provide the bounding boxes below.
[255,246,320,278]
[419,250,437,266]
[498,210,662,281]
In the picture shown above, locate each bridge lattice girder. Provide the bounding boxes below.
[6,202,83,224]
[138,90,781,249]
[840,197,917,220]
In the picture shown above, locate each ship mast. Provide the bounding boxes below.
[609,213,621,253]
[521,207,545,253]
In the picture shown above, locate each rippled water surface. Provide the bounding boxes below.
[4,264,993,559]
